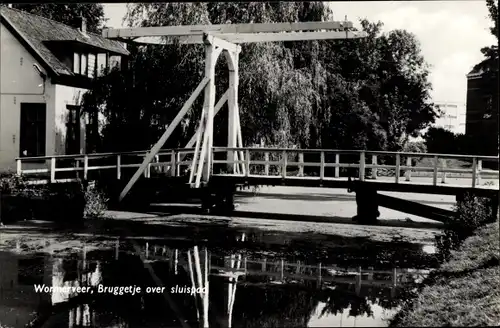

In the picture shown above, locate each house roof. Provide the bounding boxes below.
[467,65,485,79]
[0,6,129,77]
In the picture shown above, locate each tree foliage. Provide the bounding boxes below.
[81,2,438,154]
[9,4,107,33]
[473,0,498,74]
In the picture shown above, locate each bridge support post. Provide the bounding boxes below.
[348,179,380,224]
[226,49,241,174]
[201,43,217,185]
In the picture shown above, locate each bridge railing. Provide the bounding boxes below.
[15,148,196,184]
[14,147,499,188]
[212,147,499,188]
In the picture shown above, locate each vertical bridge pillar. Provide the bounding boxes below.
[227,50,239,174]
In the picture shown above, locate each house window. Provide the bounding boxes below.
[66,105,81,155]
[20,103,46,157]
[85,111,99,153]
[97,53,107,77]
[109,55,121,70]
[73,52,81,74]
[88,54,96,78]
[81,54,88,76]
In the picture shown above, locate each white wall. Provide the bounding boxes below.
[0,23,56,172]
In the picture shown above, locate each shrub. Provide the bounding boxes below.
[84,182,109,219]
[434,192,493,261]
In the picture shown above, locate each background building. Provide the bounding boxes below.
[433,101,467,134]
[465,67,499,156]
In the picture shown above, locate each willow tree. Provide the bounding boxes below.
[82,1,437,153]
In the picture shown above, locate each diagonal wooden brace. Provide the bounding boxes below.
[167,90,229,176]
[118,77,210,201]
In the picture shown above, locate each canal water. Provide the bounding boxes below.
[0,228,438,328]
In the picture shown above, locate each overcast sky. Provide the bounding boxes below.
[103,1,496,106]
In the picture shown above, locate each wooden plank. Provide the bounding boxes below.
[282,150,287,178]
[103,21,354,39]
[216,30,367,43]
[172,90,228,175]
[211,175,498,196]
[334,153,340,178]
[119,77,209,201]
[298,153,304,177]
[395,154,400,184]
[471,157,477,188]
[50,158,56,183]
[227,50,239,174]
[132,31,367,45]
[320,152,325,181]
[371,155,377,179]
[432,156,438,186]
[203,33,240,53]
[117,155,121,180]
[405,157,412,181]
[359,152,365,182]
[201,44,217,186]
[374,193,455,222]
[189,95,207,185]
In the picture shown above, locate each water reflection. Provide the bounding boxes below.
[0,237,430,328]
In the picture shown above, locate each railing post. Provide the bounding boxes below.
[441,159,447,184]
[355,266,362,296]
[392,268,397,287]
[298,153,304,177]
[318,263,322,285]
[245,149,250,177]
[16,159,22,176]
[211,150,215,175]
[395,154,400,184]
[359,151,365,181]
[477,159,482,185]
[83,155,88,180]
[405,157,412,181]
[432,156,438,186]
[320,151,325,181]
[50,157,56,183]
[117,155,121,180]
[170,150,176,177]
[282,150,287,179]
[75,159,80,179]
[144,152,151,178]
[334,153,340,178]
[281,259,284,280]
[264,152,270,176]
[176,152,181,176]
[471,157,477,188]
[371,155,377,179]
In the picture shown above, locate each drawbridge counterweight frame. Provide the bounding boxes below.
[102,20,367,201]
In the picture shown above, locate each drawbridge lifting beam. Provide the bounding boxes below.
[103,20,367,45]
[103,21,354,39]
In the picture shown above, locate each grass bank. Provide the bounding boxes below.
[391,220,500,327]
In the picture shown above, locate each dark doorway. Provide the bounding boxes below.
[19,103,46,157]
[66,105,81,155]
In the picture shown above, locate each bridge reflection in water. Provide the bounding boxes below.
[0,237,430,328]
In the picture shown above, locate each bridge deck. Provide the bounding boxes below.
[213,174,498,196]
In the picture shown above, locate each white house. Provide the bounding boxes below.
[0,6,129,172]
